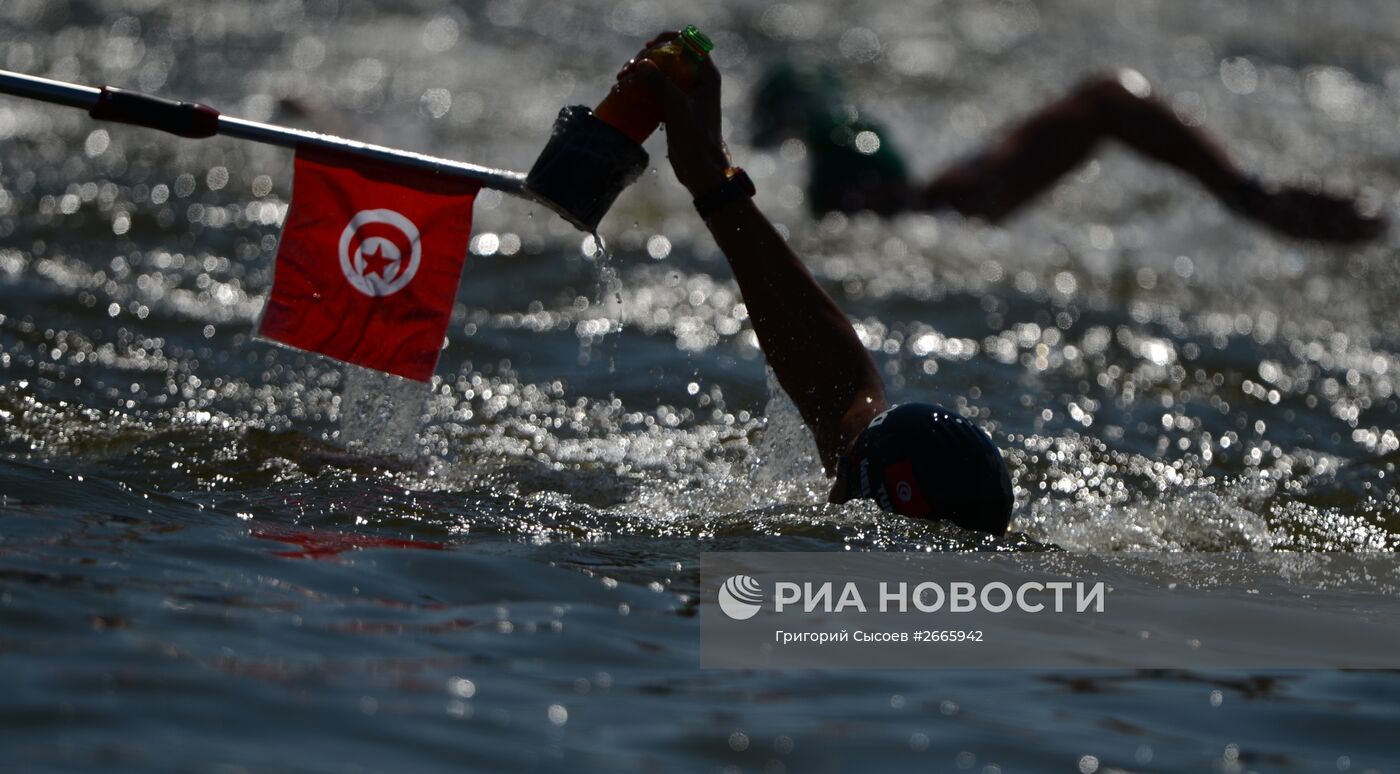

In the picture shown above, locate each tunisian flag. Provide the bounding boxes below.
[258,146,480,382]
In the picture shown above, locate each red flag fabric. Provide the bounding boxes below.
[258,146,480,382]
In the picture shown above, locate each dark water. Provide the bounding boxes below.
[2,0,1399,771]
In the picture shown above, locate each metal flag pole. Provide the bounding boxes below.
[0,68,530,196]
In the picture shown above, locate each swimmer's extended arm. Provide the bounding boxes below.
[625,40,888,472]
[695,188,888,473]
[922,72,1384,242]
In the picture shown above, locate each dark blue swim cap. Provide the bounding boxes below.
[841,403,1014,534]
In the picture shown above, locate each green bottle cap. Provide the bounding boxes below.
[681,25,714,57]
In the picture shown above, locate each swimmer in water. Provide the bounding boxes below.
[749,59,1385,243]
[622,35,1015,535]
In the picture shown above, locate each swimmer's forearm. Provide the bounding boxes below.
[703,199,886,470]
[636,40,884,465]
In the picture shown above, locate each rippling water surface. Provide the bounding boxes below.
[3,0,1399,770]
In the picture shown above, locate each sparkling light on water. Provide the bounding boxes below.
[1,0,1398,770]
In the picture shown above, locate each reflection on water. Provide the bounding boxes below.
[2,0,1399,770]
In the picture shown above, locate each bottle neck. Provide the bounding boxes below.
[681,39,708,60]
[678,25,714,61]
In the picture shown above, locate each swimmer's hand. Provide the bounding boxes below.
[1227,179,1387,243]
[618,31,731,197]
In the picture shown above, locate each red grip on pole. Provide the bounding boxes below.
[89,86,220,139]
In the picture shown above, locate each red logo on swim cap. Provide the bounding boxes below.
[884,460,932,518]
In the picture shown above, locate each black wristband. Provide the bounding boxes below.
[693,168,755,221]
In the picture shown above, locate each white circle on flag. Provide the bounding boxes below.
[896,481,913,503]
[338,209,422,297]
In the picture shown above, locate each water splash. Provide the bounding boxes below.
[751,367,826,498]
[339,364,427,458]
[576,230,625,372]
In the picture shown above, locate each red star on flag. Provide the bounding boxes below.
[360,242,397,280]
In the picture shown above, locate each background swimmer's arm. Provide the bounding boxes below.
[630,45,888,472]
[921,71,1384,242]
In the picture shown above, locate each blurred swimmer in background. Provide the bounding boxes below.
[751,60,1385,243]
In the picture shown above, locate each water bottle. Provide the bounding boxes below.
[593,25,714,145]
